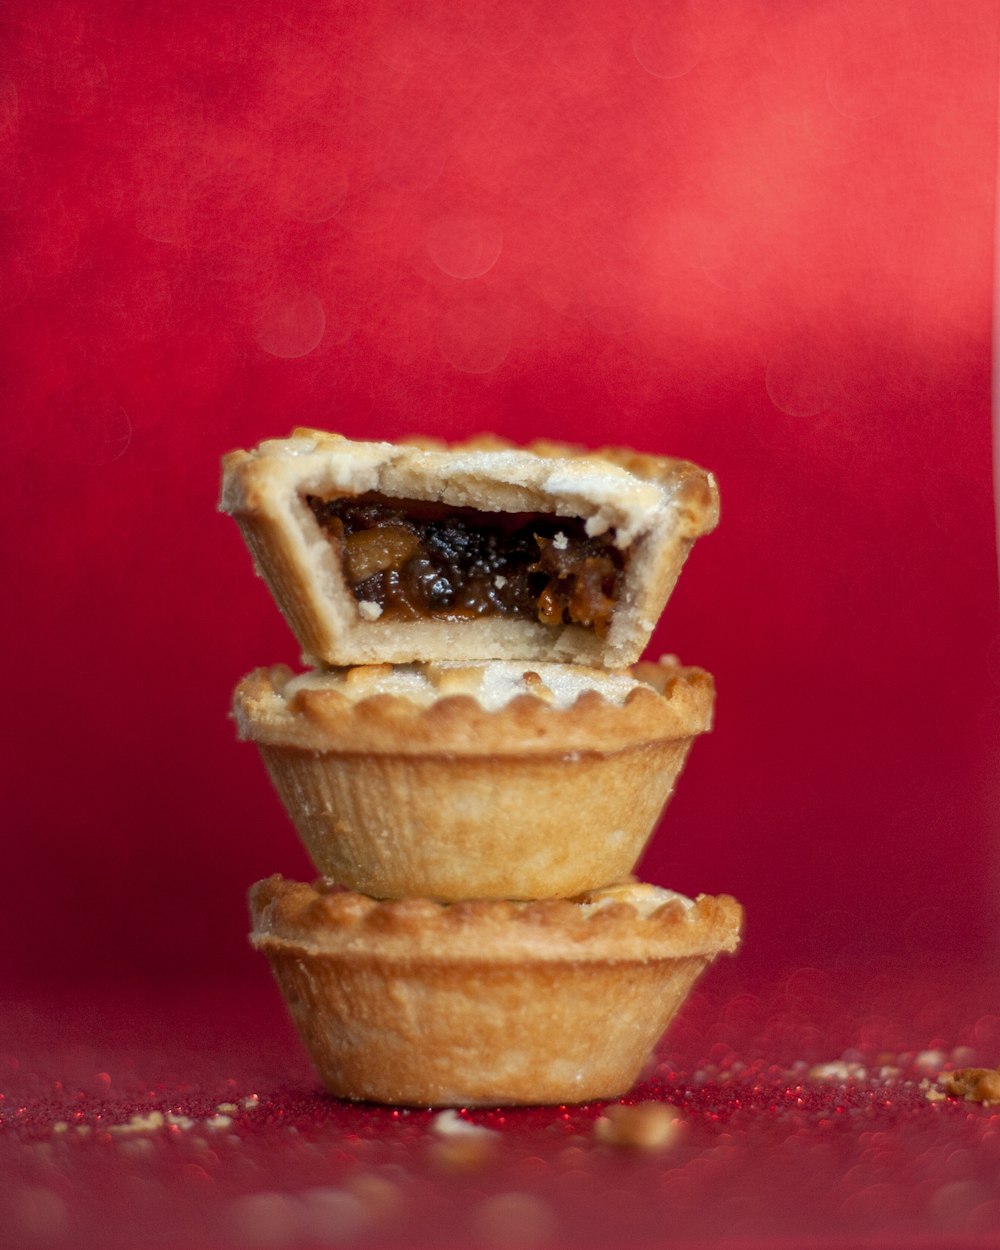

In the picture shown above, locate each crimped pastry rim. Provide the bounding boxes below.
[232,657,715,756]
[249,875,743,963]
[314,428,720,536]
[223,427,720,540]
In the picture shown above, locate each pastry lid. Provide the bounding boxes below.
[220,430,718,668]
[232,656,715,756]
[250,875,743,964]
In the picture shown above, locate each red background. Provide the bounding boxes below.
[3,0,999,989]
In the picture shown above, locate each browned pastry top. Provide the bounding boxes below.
[233,656,714,755]
[250,875,743,963]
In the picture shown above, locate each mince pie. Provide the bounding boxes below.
[221,430,718,668]
[233,657,713,901]
[250,875,742,1106]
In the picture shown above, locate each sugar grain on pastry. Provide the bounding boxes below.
[220,430,719,668]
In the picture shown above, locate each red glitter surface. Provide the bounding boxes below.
[5,967,1000,1248]
[2,0,1000,1244]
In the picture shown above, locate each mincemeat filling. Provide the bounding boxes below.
[306,494,624,636]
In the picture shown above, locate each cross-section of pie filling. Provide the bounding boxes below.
[306,493,624,637]
[220,431,720,666]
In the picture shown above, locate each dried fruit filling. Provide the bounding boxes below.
[306,494,624,636]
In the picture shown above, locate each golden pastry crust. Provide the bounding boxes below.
[250,875,742,961]
[220,429,718,668]
[233,656,714,755]
[233,658,714,900]
[250,875,742,1106]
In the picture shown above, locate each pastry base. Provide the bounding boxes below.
[258,736,695,900]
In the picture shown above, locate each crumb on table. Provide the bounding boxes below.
[939,1067,1000,1104]
[593,1102,682,1151]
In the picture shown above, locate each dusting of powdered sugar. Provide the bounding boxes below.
[576,883,696,918]
[282,663,645,711]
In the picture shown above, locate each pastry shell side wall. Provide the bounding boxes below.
[256,942,710,1106]
[257,736,694,900]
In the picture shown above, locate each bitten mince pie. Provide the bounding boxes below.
[250,875,743,1107]
[220,430,719,668]
[233,657,714,902]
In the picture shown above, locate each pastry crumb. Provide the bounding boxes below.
[472,1192,556,1248]
[357,600,383,621]
[108,1111,165,1136]
[428,1109,499,1172]
[428,1134,498,1173]
[914,1049,947,1074]
[593,1102,682,1151]
[809,1061,867,1082]
[431,1108,496,1138]
[939,1067,1000,1104]
[344,1174,403,1217]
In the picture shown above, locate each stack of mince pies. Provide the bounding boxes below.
[221,430,742,1107]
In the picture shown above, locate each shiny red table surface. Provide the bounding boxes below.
[5,961,1000,1249]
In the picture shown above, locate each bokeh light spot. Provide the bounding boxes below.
[471,1192,556,1249]
[631,9,703,80]
[254,290,326,358]
[16,1189,67,1244]
[426,215,503,279]
[274,166,348,224]
[299,1188,371,1242]
[765,348,835,417]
